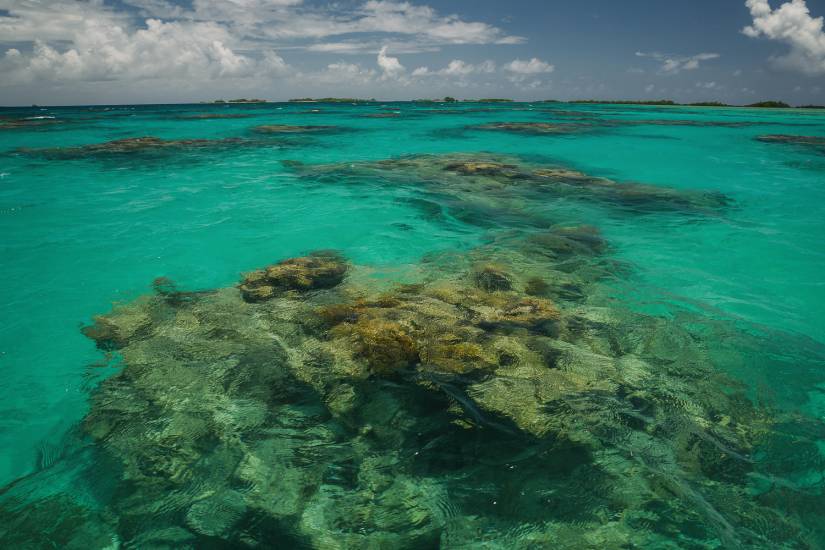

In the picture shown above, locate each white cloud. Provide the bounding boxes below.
[354,1,524,46]
[377,45,405,78]
[304,40,439,55]
[635,51,720,73]
[0,15,285,85]
[743,0,825,75]
[504,57,555,74]
[695,81,718,89]
[412,59,496,78]
[0,0,128,43]
[441,59,496,76]
[0,0,525,91]
[121,0,524,48]
[289,61,378,88]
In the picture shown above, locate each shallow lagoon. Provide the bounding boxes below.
[0,101,824,548]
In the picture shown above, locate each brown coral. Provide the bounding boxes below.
[18,136,246,159]
[472,265,513,292]
[338,318,420,374]
[444,161,520,177]
[479,296,560,331]
[239,250,348,302]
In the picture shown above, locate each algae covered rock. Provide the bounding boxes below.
[526,225,607,260]
[472,264,514,292]
[185,490,246,538]
[335,317,420,375]
[81,298,154,350]
[478,295,561,331]
[239,250,348,302]
[444,160,520,177]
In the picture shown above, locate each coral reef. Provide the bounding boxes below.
[470,122,585,135]
[756,134,825,154]
[0,116,62,130]
[16,136,249,159]
[32,223,819,548]
[1,151,821,549]
[285,153,731,216]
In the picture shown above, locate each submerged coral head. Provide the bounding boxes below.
[239,250,348,302]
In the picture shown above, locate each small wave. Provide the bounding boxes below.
[25,115,56,120]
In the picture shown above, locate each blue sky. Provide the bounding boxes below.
[1,0,824,105]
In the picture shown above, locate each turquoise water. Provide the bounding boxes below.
[1,102,824,547]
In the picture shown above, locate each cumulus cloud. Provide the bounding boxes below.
[121,0,524,48]
[742,0,825,75]
[297,61,377,86]
[306,41,437,54]
[504,57,554,74]
[442,59,496,75]
[635,51,720,73]
[354,1,523,45]
[0,0,526,93]
[0,19,282,84]
[411,59,496,78]
[0,2,291,85]
[377,45,405,79]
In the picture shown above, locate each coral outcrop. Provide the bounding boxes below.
[238,250,348,302]
[16,136,248,159]
[284,153,731,216]
[61,227,824,547]
[2,151,821,549]
[470,122,585,135]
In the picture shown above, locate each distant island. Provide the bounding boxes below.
[745,101,790,108]
[413,97,459,103]
[564,99,821,109]
[413,97,514,104]
[184,97,823,109]
[570,99,678,106]
[288,98,376,103]
[208,98,268,104]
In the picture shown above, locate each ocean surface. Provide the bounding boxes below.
[0,101,824,548]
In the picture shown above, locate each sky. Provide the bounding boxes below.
[1,0,825,105]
